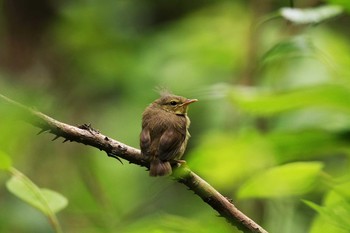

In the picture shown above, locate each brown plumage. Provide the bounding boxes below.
[140,94,197,176]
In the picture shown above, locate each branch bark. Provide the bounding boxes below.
[0,93,268,233]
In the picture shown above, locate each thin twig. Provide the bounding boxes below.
[0,93,268,233]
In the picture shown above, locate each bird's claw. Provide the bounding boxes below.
[173,159,187,167]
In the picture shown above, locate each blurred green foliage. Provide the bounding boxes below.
[1,0,350,233]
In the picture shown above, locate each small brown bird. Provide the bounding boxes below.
[140,93,197,176]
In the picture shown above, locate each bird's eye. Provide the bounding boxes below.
[170,101,177,106]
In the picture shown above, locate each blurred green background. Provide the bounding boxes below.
[1,0,350,232]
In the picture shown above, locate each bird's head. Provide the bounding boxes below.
[154,94,198,116]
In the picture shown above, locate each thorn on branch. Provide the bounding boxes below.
[37,128,48,135]
[117,144,127,154]
[52,135,60,141]
[78,123,99,135]
[225,196,234,204]
[107,152,124,164]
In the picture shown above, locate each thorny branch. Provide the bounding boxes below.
[0,94,268,233]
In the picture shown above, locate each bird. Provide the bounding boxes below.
[140,93,197,176]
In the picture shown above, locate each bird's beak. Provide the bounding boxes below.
[182,99,198,106]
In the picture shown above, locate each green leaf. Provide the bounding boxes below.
[261,36,316,64]
[280,5,343,24]
[0,150,12,170]
[187,132,274,189]
[6,169,68,215]
[305,199,350,231]
[229,84,350,116]
[307,182,350,233]
[269,130,346,163]
[237,162,323,199]
[40,189,69,214]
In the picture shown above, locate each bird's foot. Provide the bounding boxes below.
[175,159,186,164]
[173,159,187,167]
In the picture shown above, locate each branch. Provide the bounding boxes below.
[0,94,268,233]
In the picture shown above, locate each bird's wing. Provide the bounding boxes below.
[140,127,151,156]
[158,127,186,161]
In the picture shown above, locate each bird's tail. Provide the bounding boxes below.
[149,159,172,177]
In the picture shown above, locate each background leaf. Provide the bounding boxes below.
[40,189,69,214]
[307,181,350,233]
[188,131,275,189]
[280,5,343,24]
[261,36,317,64]
[237,162,323,199]
[229,83,350,116]
[304,200,350,231]
[6,169,68,215]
